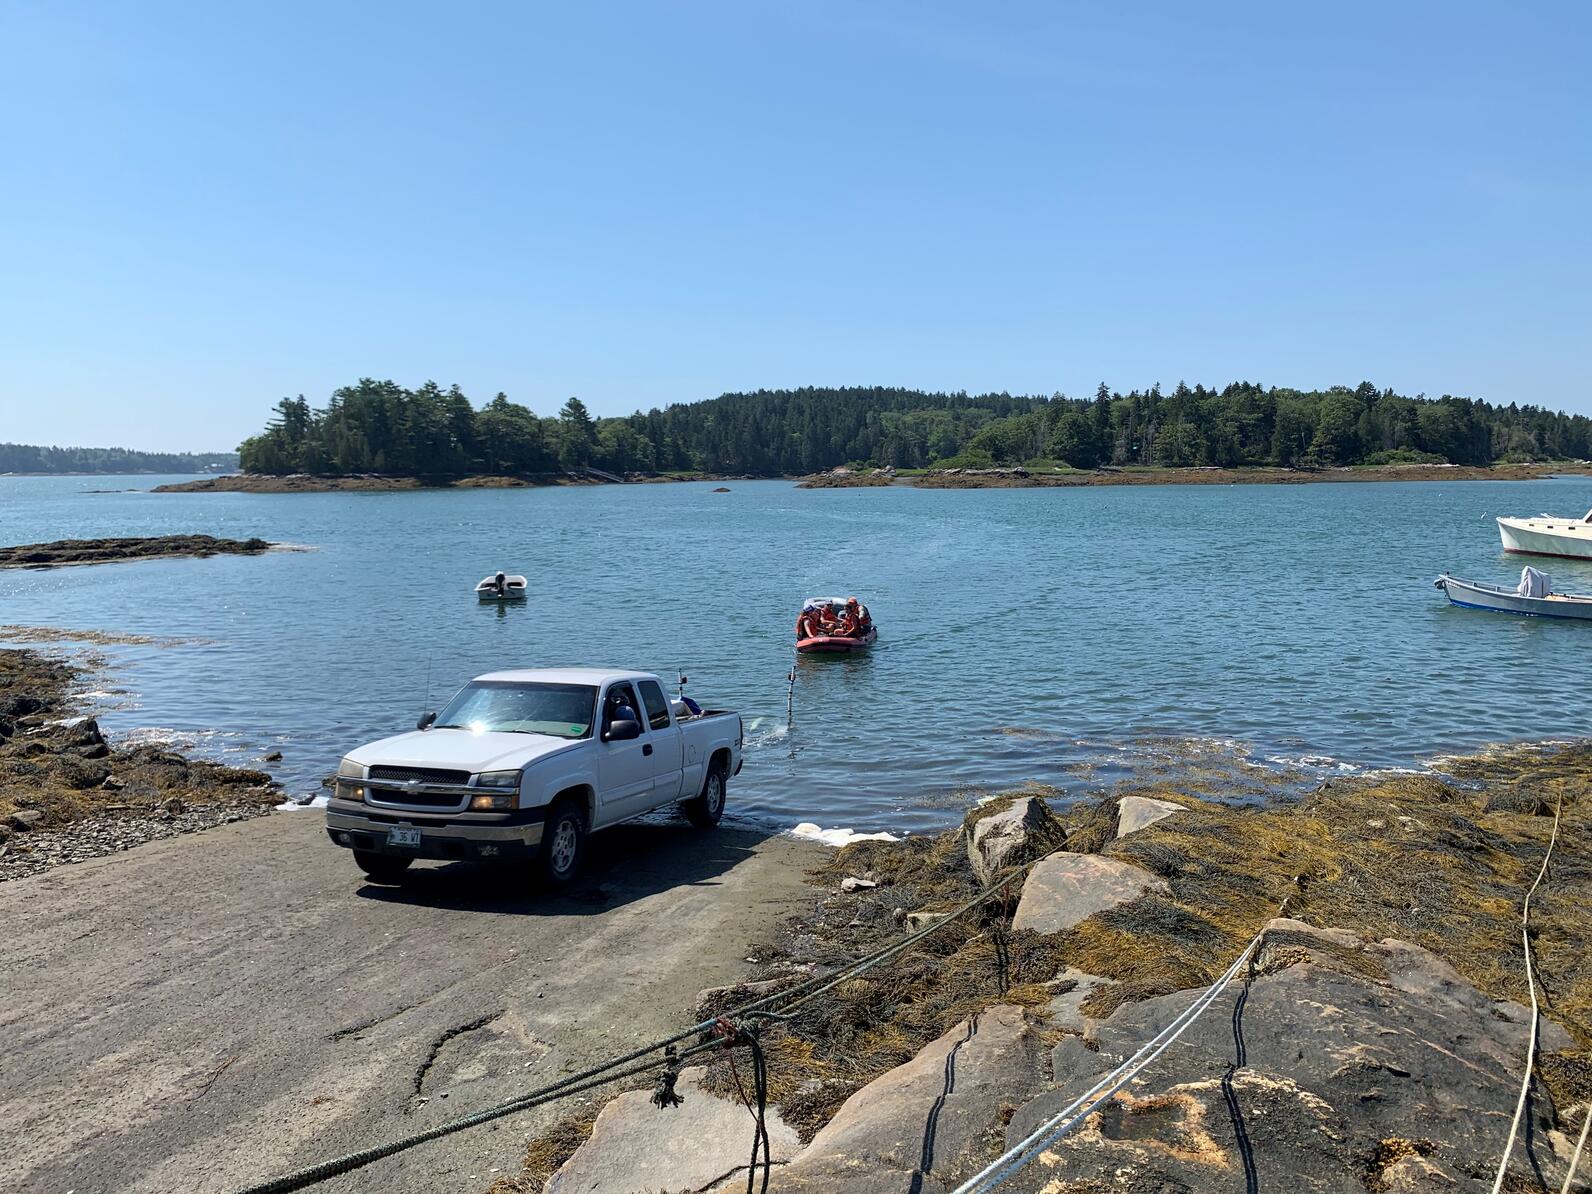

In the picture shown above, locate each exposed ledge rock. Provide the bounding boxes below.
[1011,854,1169,935]
[1113,795,1187,840]
[547,1066,800,1193]
[1003,919,1580,1193]
[769,1004,1046,1192]
[0,534,272,569]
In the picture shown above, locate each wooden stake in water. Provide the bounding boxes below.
[787,668,795,725]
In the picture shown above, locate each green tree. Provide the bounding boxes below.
[558,397,598,469]
[476,394,549,473]
[1048,410,1102,468]
[1304,394,1362,466]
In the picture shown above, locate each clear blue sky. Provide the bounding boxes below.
[3,1,1588,452]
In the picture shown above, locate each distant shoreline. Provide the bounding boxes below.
[148,461,1592,495]
[2,470,227,478]
[805,461,1592,489]
[152,471,749,493]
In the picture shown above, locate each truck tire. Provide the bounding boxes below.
[536,798,587,888]
[353,850,411,883]
[684,761,726,828]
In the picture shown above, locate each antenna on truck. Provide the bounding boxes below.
[678,672,688,700]
[421,652,434,724]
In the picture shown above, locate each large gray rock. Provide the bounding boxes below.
[1011,854,1169,935]
[965,796,1063,885]
[547,1066,800,1193]
[1113,795,1186,839]
[771,1004,1046,1192]
[1000,919,1583,1193]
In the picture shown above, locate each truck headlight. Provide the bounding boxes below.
[335,757,365,802]
[475,770,521,789]
[470,770,519,811]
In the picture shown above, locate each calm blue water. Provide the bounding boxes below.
[3,474,1591,834]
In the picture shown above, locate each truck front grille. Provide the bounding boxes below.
[366,787,468,809]
[368,765,470,785]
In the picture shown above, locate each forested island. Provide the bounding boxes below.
[231,378,1590,481]
[0,443,238,475]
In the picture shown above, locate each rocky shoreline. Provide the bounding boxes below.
[802,461,1591,489]
[146,462,1591,495]
[152,473,549,493]
[499,755,1592,1193]
[152,471,753,493]
[0,647,279,881]
[0,534,273,568]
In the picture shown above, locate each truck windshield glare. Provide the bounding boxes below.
[432,681,597,739]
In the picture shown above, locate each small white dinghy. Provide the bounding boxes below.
[1434,566,1592,620]
[475,572,528,601]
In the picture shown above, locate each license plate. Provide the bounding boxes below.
[387,826,421,848]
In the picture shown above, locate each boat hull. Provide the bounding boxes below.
[1436,575,1592,620]
[797,627,878,653]
[1497,517,1592,560]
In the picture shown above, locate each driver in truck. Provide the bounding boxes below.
[603,688,639,734]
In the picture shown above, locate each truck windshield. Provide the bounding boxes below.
[433,682,598,738]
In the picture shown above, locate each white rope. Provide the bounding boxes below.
[951,924,1268,1194]
[1560,1104,1591,1194]
[1490,786,1566,1194]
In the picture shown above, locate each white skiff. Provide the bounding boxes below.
[1435,568,1592,620]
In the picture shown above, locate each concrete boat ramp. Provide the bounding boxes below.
[0,811,820,1193]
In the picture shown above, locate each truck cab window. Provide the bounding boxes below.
[638,681,671,731]
[603,683,643,734]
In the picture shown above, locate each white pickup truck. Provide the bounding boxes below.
[325,668,744,886]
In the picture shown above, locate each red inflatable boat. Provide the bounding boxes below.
[795,597,877,654]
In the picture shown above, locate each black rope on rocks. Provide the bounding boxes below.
[1222,951,1259,1194]
[709,1016,775,1194]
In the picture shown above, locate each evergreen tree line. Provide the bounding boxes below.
[0,443,238,475]
[237,378,1592,478]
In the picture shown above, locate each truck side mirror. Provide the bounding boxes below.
[417,711,437,731]
[604,718,641,742]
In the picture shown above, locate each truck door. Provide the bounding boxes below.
[637,679,684,804]
[595,682,653,823]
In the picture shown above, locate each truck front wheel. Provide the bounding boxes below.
[536,799,587,888]
[353,850,412,884]
[684,762,726,828]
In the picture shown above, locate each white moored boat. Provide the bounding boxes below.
[1497,510,1592,560]
[475,572,528,601]
[1435,567,1592,620]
